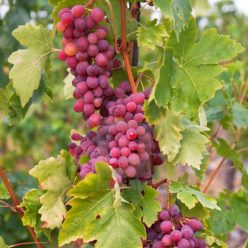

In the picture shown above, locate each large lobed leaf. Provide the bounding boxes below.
[30,155,71,229]
[59,163,146,247]
[8,24,53,107]
[154,18,244,117]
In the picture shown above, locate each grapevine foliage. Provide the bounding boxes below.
[0,0,248,248]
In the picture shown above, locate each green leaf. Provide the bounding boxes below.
[208,191,248,235]
[137,20,167,50]
[0,183,10,200]
[8,24,53,106]
[174,124,208,169]
[20,189,43,232]
[123,181,161,227]
[0,236,8,248]
[154,51,173,107]
[232,102,248,128]
[154,0,192,38]
[60,150,77,183]
[0,89,9,114]
[154,18,244,118]
[170,181,220,210]
[154,109,185,162]
[59,163,146,247]
[214,139,248,188]
[144,99,162,124]
[30,155,71,229]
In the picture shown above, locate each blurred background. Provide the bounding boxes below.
[0,0,247,247]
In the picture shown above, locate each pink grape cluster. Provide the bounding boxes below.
[144,205,207,248]
[57,5,120,128]
[69,84,163,179]
[57,6,164,180]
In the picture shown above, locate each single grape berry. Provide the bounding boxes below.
[160,220,172,233]
[169,204,180,217]
[162,235,172,247]
[170,230,182,242]
[71,5,85,18]
[61,12,74,26]
[64,42,77,56]
[56,21,65,32]
[90,8,105,23]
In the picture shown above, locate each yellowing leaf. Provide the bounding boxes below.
[30,155,71,229]
[174,125,209,169]
[8,24,53,106]
[64,71,74,100]
[154,109,185,162]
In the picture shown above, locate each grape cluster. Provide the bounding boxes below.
[69,84,163,179]
[57,6,164,180]
[144,205,206,248]
[57,5,120,128]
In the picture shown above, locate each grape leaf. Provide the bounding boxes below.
[20,189,44,233]
[153,51,173,107]
[59,163,146,247]
[154,18,244,118]
[144,99,162,124]
[208,191,248,235]
[137,20,167,50]
[8,24,53,107]
[64,71,74,100]
[214,139,248,188]
[174,124,208,169]
[0,236,8,248]
[30,155,71,229]
[154,109,185,162]
[0,183,10,200]
[153,0,192,38]
[122,180,161,227]
[170,181,220,210]
[232,102,248,128]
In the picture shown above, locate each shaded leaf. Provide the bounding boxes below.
[232,102,248,128]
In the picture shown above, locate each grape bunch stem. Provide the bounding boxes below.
[120,0,137,94]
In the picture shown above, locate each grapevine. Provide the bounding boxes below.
[0,1,247,248]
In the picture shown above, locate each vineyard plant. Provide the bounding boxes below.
[0,0,248,247]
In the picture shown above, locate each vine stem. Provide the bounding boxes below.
[0,167,44,248]
[166,180,171,210]
[152,179,167,189]
[202,157,226,193]
[120,0,137,94]
[84,0,96,8]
